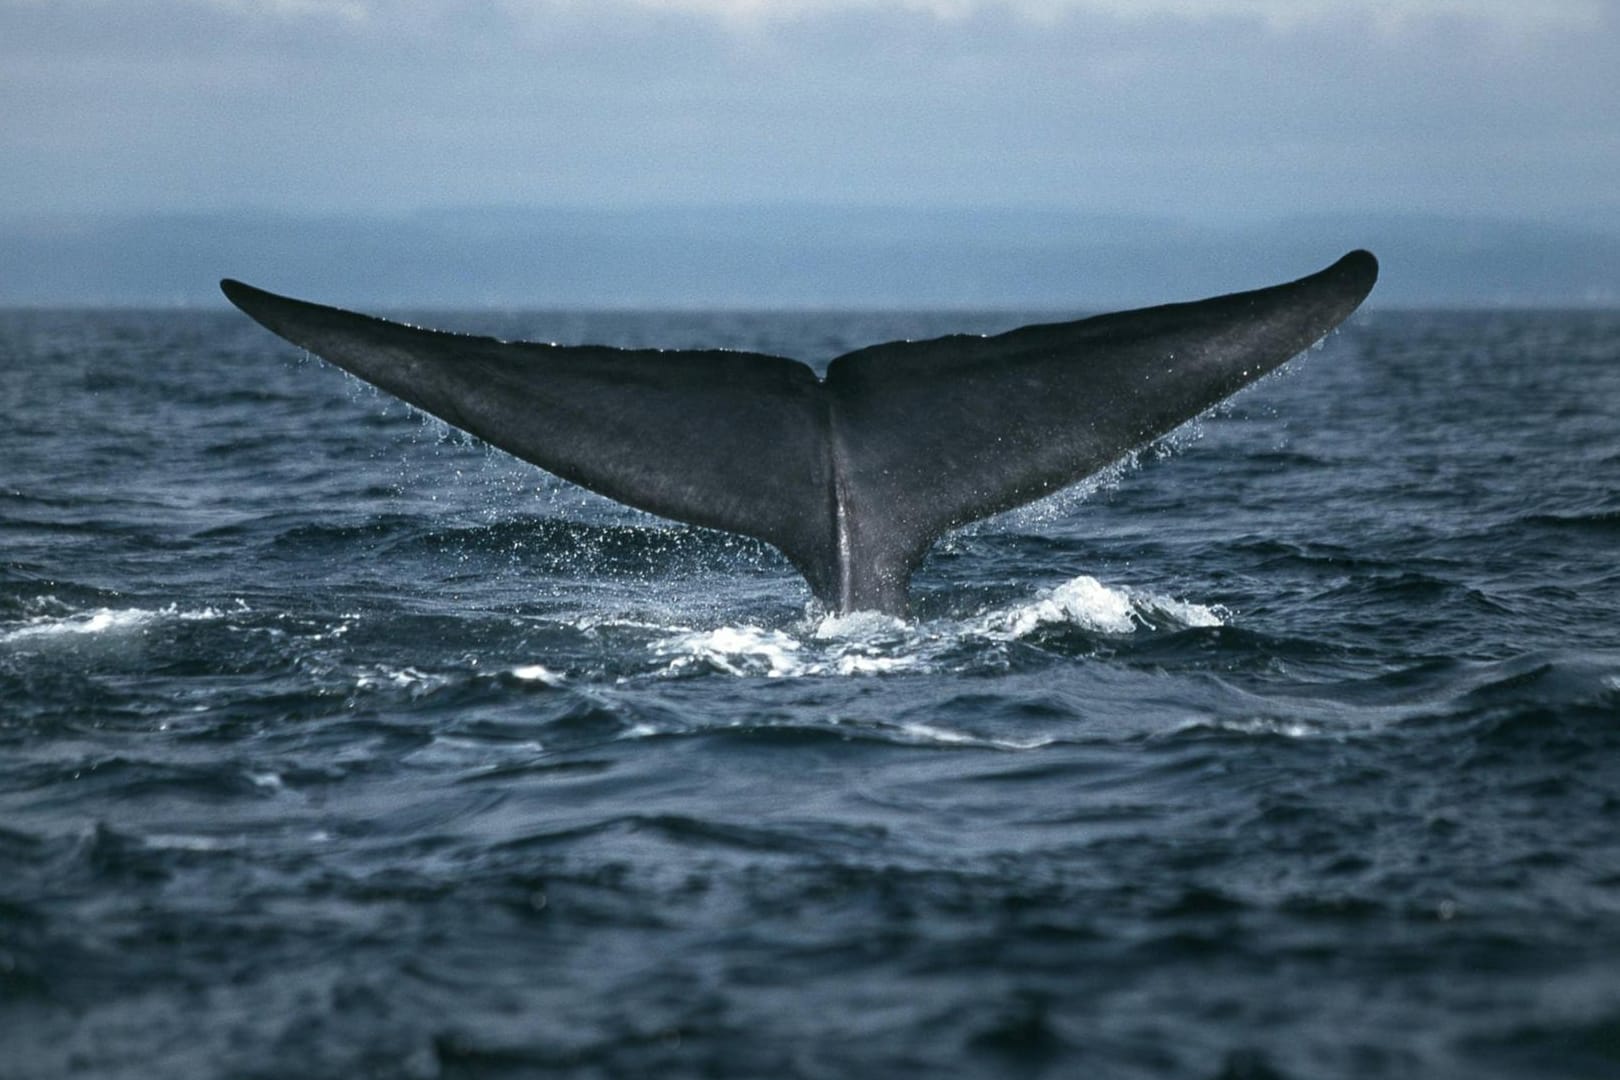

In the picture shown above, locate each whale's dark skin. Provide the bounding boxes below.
[221,250,1377,615]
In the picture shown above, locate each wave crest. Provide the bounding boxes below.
[642,575,1224,680]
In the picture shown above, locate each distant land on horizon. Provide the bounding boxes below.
[2,205,1616,310]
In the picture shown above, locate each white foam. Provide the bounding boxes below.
[833,653,918,676]
[1167,716,1320,739]
[994,575,1140,636]
[0,604,228,644]
[813,610,923,675]
[1140,593,1225,629]
[812,610,909,642]
[651,615,930,679]
[654,624,807,677]
[983,575,1224,640]
[511,663,565,686]
[639,574,1222,680]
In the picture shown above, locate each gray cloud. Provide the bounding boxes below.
[1,0,1616,222]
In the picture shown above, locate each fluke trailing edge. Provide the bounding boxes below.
[221,250,1378,615]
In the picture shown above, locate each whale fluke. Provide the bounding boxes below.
[222,250,1377,614]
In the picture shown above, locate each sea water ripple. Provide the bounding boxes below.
[1,308,1618,1079]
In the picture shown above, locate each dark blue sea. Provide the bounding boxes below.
[2,305,1618,1079]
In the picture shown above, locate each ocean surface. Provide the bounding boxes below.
[1,304,1618,1079]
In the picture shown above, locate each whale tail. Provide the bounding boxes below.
[221,250,1377,614]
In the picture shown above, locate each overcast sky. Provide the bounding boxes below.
[2,0,1616,224]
